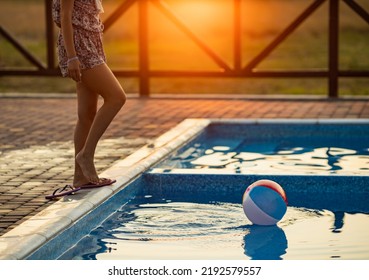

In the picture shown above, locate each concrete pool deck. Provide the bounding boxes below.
[1,95,369,258]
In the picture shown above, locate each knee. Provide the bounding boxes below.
[116,90,127,108]
[107,89,126,111]
[78,108,96,125]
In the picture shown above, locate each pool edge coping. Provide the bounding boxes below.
[0,118,211,260]
[1,118,368,259]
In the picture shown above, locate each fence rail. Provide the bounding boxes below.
[1,0,369,97]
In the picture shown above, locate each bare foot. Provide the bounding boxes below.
[73,177,91,188]
[75,151,99,184]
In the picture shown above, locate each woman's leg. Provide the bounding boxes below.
[76,63,126,183]
[73,82,99,187]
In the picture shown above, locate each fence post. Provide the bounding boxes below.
[45,0,55,69]
[234,0,242,72]
[138,0,150,97]
[328,0,339,98]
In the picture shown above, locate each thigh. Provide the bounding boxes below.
[80,63,125,101]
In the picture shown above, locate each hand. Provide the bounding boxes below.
[68,59,82,82]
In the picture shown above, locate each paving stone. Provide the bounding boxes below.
[8,178,30,183]
[0,204,20,209]
[4,189,27,195]
[10,197,34,203]
[0,195,18,201]
[0,187,16,193]
[5,210,33,216]
[0,222,12,228]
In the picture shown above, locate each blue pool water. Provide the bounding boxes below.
[29,121,369,260]
[59,183,369,260]
[153,122,369,175]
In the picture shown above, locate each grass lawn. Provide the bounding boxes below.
[0,0,369,96]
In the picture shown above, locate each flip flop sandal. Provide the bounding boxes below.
[79,178,116,189]
[45,185,81,200]
[45,178,116,200]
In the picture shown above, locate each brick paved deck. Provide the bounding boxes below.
[1,96,369,236]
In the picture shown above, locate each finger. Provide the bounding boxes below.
[71,73,78,82]
[75,67,82,82]
[71,70,81,82]
[76,71,82,83]
[68,70,76,82]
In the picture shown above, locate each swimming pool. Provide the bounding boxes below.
[57,173,369,260]
[1,119,368,260]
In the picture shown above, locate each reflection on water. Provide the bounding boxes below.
[59,198,369,260]
[332,211,345,233]
[156,142,369,175]
[243,225,287,260]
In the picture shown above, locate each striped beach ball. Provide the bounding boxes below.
[242,180,288,226]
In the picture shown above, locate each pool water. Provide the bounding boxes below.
[59,193,369,260]
[153,123,369,175]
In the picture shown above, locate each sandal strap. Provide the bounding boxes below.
[52,185,74,196]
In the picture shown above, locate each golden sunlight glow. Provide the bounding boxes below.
[171,0,224,27]
[144,0,233,70]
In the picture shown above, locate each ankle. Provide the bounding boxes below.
[77,149,95,161]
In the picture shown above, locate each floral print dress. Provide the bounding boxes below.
[52,0,106,77]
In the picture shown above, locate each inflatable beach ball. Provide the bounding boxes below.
[242,180,288,226]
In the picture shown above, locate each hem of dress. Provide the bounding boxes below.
[81,60,106,72]
[59,60,106,78]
